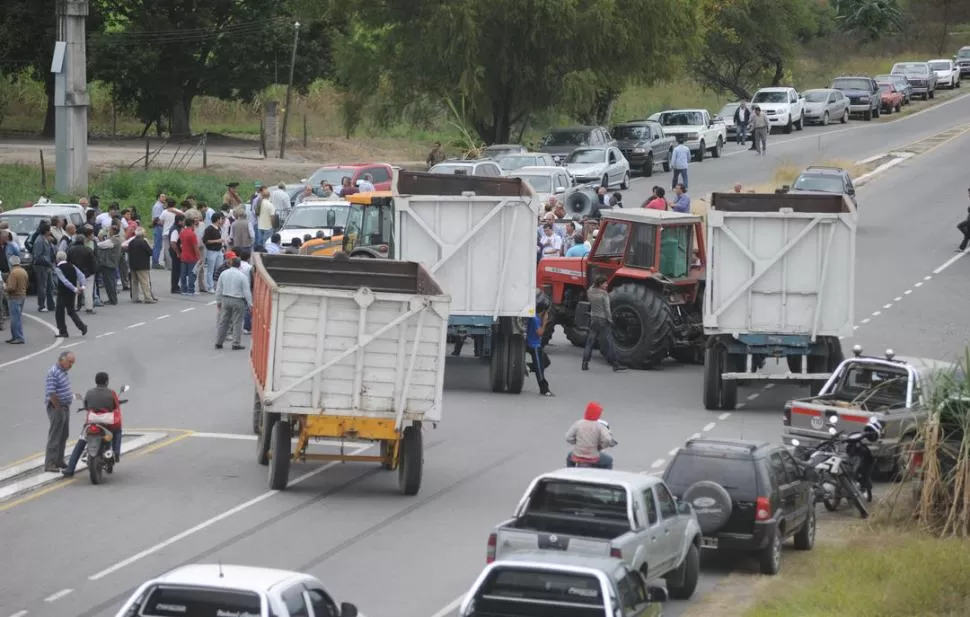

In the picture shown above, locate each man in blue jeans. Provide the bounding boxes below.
[63,371,122,477]
[151,193,167,268]
[526,296,553,396]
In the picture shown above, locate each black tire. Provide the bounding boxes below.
[666,543,700,600]
[620,171,630,190]
[564,326,590,348]
[662,153,671,172]
[864,109,872,121]
[786,356,806,374]
[89,454,103,485]
[822,111,829,126]
[505,333,526,394]
[489,333,508,393]
[841,109,849,124]
[758,526,783,575]
[268,421,291,491]
[784,118,793,134]
[841,475,869,519]
[256,411,279,466]
[608,283,673,369]
[694,142,705,162]
[711,136,722,158]
[642,154,654,177]
[684,481,733,534]
[826,338,844,371]
[398,423,423,495]
[703,346,723,410]
[795,113,804,131]
[252,390,262,435]
[380,440,394,470]
[671,345,704,364]
[793,505,816,550]
[601,174,609,189]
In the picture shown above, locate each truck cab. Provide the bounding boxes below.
[537,208,706,368]
[341,191,396,257]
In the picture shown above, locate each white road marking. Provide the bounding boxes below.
[882,304,892,309]
[904,289,912,295]
[650,458,665,468]
[914,282,924,288]
[126,322,146,329]
[156,314,170,320]
[0,314,62,369]
[181,307,195,313]
[872,311,882,317]
[691,433,702,439]
[853,325,860,330]
[188,432,349,447]
[746,393,760,400]
[924,275,933,281]
[718,412,731,420]
[668,448,679,456]
[43,589,73,603]
[61,341,84,349]
[861,318,871,324]
[702,422,716,432]
[207,300,217,306]
[95,331,115,338]
[736,403,746,409]
[764,384,775,389]
[894,297,902,302]
[933,251,967,274]
[88,444,372,581]
[9,610,28,617]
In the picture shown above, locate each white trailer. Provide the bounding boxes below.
[390,171,541,394]
[702,192,857,410]
[251,253,451,495]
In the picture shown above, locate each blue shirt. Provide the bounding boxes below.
[151,200,164,221]
[671,193,691,213]
[670,144,691,170]
[526,316,542,349]
[566,244,589,257]
[44,363,72,406]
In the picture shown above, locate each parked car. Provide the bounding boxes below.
[877,81,904,114]
[563,146,631,189]
[928,58,961,88]
[304,163,394,191]
[538,126,616,164]
[716,102,751,142]
[955,45,970,78]
[786,165,858,210]
[875,74,913,104]
[611,120,674,176]
[278,200,354,246]
[801,89,849,125]
[663,438,816,575]
[654,108,727,160]
[482,143,528,159]
[494,152,556,171]
[428,159,503,177]
[830,76,881,120]
[113,564,362,617]
[891,62,938,100]
[508,165,574,204]
[750,87,806,133]
[0,204,87,275]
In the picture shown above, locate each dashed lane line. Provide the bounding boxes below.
[180,307,195,313]
[718,413,731,420]
[126,321,146,329]
[156,314,170,320]
[702,422,716,432]
[872,311,882,317]
[43,589,73,603]
[9,610,28,617]
[746,392,760,400]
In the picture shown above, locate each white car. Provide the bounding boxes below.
[928,58,961,88]
[507,165,574,204]
[113,564,362,617]
[279,200,353,245]
[563,146,630,189]
[750,87,806,133]
[654,108,727,160]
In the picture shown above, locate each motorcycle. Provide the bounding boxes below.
[76,385,130,485]
[568,419,617,469]
[791,416,872,519]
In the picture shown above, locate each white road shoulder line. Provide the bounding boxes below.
[9,609,29,617]
[933,251,967,274]
[702,422,716,432]
[126,322,146,329]
[43,589,73,603]
[156,314,170,320]
[180,307,195,313]
[61,341,85,349]
[0,314,62,369]
[88,444,373,581]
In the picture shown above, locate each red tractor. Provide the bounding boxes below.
[537,209,706,369]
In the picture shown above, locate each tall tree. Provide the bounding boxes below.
[834,0,904,42]
[90,0,335,138]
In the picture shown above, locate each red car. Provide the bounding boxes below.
[304,163,395,192]
[877,82,903,114]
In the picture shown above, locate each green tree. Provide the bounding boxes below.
[89,0,336,138]
[338,0,704,144]
[833,0,904,42]
[693,0,832,100]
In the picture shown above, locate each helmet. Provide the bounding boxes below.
[535,290,551,313]
[864,417,883,442]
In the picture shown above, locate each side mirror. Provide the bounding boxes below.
[120,384,131,393]
[847,187,855,196]
[647,586,668,603]
[340,602,359,617]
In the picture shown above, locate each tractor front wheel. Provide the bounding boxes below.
[608,283,674,369]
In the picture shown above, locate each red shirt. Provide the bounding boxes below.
[644,197,667,211]
[179,227,200,262]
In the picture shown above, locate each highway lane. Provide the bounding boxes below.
[1,97,969,617]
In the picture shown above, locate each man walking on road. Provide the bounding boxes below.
[44,351,78,472]
[733,101,751,145]
[126,227,156,303]
[957,190,970,251]
[54,251,88,338]
[150,192,166,269]
[581,275,626,372]
[5,255,29,344]
[670,136,691,190]
[215,257,252,350]
[31,221,56,312]
[750,105,770,156]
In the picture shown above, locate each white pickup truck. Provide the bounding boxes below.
[652,109,727,161]
[750,87,806,133]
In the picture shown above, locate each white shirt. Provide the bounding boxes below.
[270,188,290,213]
[257,199,276,231]
[540,233,562,256]
[95,212,113,228]
[239,260,253,281]
[358,180,376,192]
[161,209,178,234]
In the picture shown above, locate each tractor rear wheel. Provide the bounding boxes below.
[608,283,674,369]
[564,325,591,348]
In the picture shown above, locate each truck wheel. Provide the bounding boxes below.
[721,353,739,410]
[398,423,423,496]
[666,543,700,599]
[564,325,591,348]
[252,390,263,435]
[256,411,280,466]
[758,527,783,575]
[505,333,526,394]
[489,333,508,393]
[268,421,291,491]
[694,142,705,162]
[711,136,722,158]
[663,151,671,172]
[609,283,673,369]
[795,113,804,131]
[642,154,654,177]
[784,117,793,134]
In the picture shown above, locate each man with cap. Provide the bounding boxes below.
[5,254,29,344]
[565,402,615,469]
[223,182,243,208]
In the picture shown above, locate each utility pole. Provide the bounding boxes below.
[279,22,301,159]
[53,0,90,195]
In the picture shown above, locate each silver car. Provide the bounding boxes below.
[801,89,849,125]
[508,165,574,203]
[563,146,630,189]
[495,152,556,171]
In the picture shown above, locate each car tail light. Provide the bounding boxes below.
[610,547,622,559]
[755,497,771,521]
[486,533,496,563]
[911,450,924,471]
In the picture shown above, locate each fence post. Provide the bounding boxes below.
[144,139,150,170]
[40,150,47,190]
[202,130,208,169]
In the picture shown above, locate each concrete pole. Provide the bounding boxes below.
[54,0,90,196]
[279,22,300,159]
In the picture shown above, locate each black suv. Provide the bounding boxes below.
[662,438,815,575]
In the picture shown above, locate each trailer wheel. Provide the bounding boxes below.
[703,346,723,410]
[398,423,423,495]
[505,333,526,394]
[252,390,262,434]
[609,283,673,369]
[489,333,509,393]
[256,411,280,466]
[268,421,291,491]
[721,353,739,410]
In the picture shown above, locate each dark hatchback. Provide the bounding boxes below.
[662,438,816,575]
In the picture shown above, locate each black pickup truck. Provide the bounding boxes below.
[612,120,674,177]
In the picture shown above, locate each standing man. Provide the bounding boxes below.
[670,136,691,190]
[31,221,56,312]
[214,257,252,351]
[53,251,88,338]
[168,214,186,294]
[126,227,156,303]
[527,296,553,397]
[160,198,181,270]
[222,182,243,209]
[733,101,751,146]
[96,227,122,306]
[67,232,97,314]
[426,141,445,169]
[150,192,166,269]
[750,105,770,156]
[179,217,201,294]
[5,255,29,344]
[255,186,276,250]
[581,275,626,372]
[44,351,78,472]
[202,212,225,292]
[670,183,691,213]
[270,183,291,223]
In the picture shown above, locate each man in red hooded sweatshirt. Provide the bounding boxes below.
[565,402,615,469]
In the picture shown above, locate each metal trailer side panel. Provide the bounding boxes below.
[251,266,276,395]
[265,285,450,423]
[393,195,539,319]
[703,208,855,338]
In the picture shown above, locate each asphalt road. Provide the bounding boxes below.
[1,93,969,617]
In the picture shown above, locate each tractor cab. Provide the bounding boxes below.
[340,191,396,257]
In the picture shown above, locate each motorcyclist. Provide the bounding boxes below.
[62,372,123,477]
[565,402,615,469]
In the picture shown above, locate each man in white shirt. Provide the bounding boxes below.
[255,187,276,250]
[670,136,691,190]
[95,203,128,233]
[357,174,376,192]
[150,192,166,268]
[539,224,562,258]
[270,183,291,222]
[159,198,181,270]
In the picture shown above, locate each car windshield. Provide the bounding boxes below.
[485,145,523,157]
[929,61,951,71]
[793,173,846,194]
[138,585,261,617]
[498,155,543,170]
[803,91,829,103]
[307,167,353,187]
[283,205,351,229]
[879,83,894,93]
[612,125,650,140]
[893,63,928,75]
[751,91,788,103]
[832,78,870,91]
[516,175,553,193]
[718,103,740,118]
[958,49,970,59]
[658,111,705,126]
[526,479,629,521]
[0,214,47,236]
[566,149,605,165]
[430,163,473,175]
[665,454,759,500]
[476,567,604,608]
[542,131,590,147]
